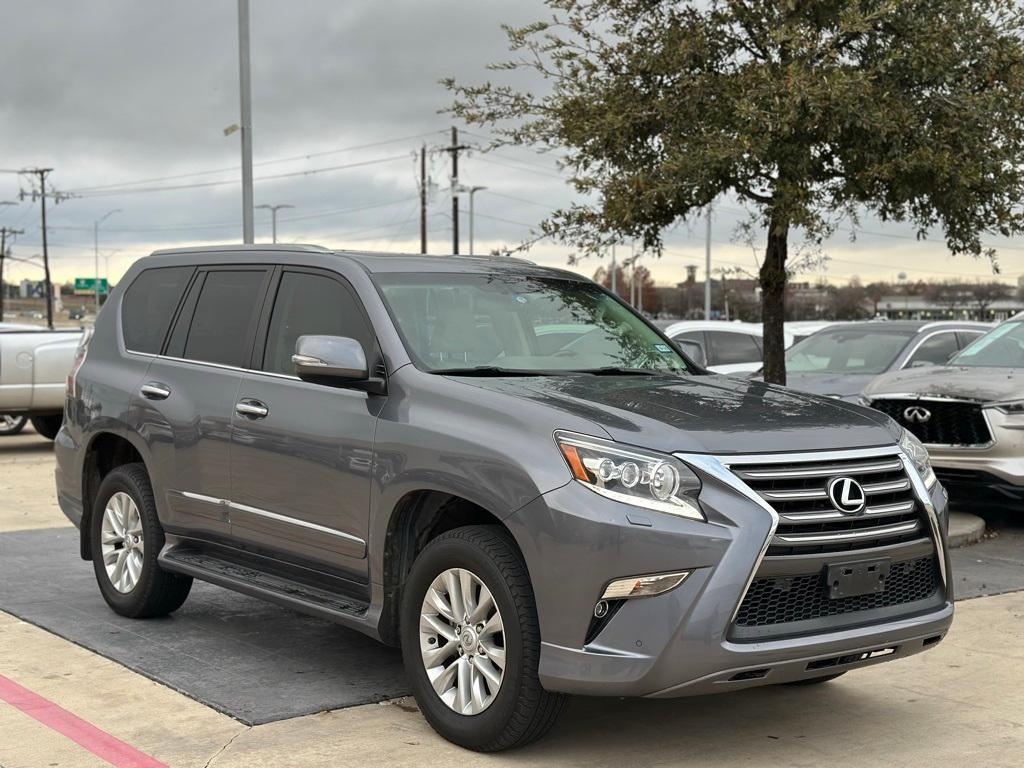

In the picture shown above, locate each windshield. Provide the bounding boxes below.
[374,272,691,374]
[785,328,916,375]
[949,321,1024,368]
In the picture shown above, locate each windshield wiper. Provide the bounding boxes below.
[570,366,667,376]
[432,366,560,377]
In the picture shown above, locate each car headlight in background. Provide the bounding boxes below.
[899,428,937,490]
[987,399,1024,415]
[554,431,704,521]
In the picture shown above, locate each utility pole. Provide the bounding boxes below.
[0,226,24,321]
[22,168,55,329]
[704,203,713,320]
[237,0,255,244]
[419,144,427,254]
[443,127,470,254]
[610,244,617,295]
[94,209,121,314]
[255,203,293,243]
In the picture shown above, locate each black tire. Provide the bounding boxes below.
[30,413,63,440]
[90,462,192,618]
[0,414,28,436]
[400,525,567,752]
[785,672,846,686]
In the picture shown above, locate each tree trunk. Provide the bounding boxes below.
[760,213,789,385]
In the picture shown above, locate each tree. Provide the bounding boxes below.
[968,281,1010,319]
[447,0,1024,383]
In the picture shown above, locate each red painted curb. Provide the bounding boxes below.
[0,673,167,768]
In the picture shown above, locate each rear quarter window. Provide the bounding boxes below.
[121,266,194,353]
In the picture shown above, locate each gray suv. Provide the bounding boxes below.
[55,245,953,751]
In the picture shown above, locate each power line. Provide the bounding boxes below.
[73,155,409,198]
[63,131,447,194]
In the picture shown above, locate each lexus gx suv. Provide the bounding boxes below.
[55,245,953,751]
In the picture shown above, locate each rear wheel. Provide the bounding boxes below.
[90,463,192,618]
[400,525,566,751]
[0,415,28,436]
[29,413,62,440]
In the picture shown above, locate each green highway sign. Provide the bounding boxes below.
[74,277,109,295]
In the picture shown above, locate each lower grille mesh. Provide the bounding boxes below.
[735,556,940,627]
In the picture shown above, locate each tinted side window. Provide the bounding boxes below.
[906,332,958,367]
[121,266,194,353]
[181,270,267,367]
[262,271,374,376]
[706,331,763,366]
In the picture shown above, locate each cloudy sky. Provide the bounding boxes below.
[0,0,1020,289]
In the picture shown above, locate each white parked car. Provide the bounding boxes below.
[0,325,84,438]
[662,321,795,375]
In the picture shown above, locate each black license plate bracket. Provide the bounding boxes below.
[826,558,891,599]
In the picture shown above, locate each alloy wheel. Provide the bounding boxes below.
[0,415,26,434]
[419,567,506,715]
[100,491,144,594]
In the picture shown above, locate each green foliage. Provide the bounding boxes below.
[448,0,1024,260]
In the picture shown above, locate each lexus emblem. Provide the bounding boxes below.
[827,477,866,516]
[903,406,932,423]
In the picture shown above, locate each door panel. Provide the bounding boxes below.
[228,268,383,580]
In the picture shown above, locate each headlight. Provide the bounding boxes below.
[554,431,704,520]
[899,428,937,490]
[988,399,1024,414]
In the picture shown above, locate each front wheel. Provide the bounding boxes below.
[0,415,28,436]
[400,525,566,752]
[29,413,63,440]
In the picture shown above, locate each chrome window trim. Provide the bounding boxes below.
[899,330,960,370]
[171,490,366,547]
[123,350,357,384]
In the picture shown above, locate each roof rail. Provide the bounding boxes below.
[149,243,330,256]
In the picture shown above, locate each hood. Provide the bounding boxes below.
[449,373,899,455]
[779,372,876,401]
[864,365,1024,404]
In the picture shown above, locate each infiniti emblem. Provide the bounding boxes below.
[903,406,932,423]
[827,477,866,515]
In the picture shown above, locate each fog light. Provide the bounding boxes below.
[594,600,609,618]
[600,570,691,600]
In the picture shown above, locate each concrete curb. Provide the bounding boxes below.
[948,511,986,548]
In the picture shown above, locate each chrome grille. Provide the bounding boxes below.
[731,453,927,556]
[868,398,992,446]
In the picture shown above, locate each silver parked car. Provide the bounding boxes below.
[0,324,83,438]
[776,321,991,401]
[863,316,1024,511]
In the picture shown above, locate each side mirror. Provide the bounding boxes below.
[292,335,385,394]
[675,338,707,368]
[908,359,936,369]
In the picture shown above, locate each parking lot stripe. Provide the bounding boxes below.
[0,673,167,768]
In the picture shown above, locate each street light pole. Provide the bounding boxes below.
[94,209,121,314]
[704,203,713,320]
[256,203,294,243]
[237,0,255,244]
[466,186,486,255]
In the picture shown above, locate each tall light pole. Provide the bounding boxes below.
[457,186,487,255]
[94,209,121,313]
[237,0,255,244]
[704,203,713,320]
[256,203,293,243]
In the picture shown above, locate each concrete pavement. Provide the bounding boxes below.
[1,428,1023,766]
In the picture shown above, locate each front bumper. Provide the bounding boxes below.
[506,450,952,698]
[927,411,1024,510]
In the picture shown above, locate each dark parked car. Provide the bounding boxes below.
[55,246,953,750]
[769,321,990,401]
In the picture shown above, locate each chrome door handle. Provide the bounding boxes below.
[140,383,171,400]
[235,399,269,419]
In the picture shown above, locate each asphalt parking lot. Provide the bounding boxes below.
[2,426,1024,766]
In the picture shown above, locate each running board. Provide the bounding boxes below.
[159,546,372,628]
